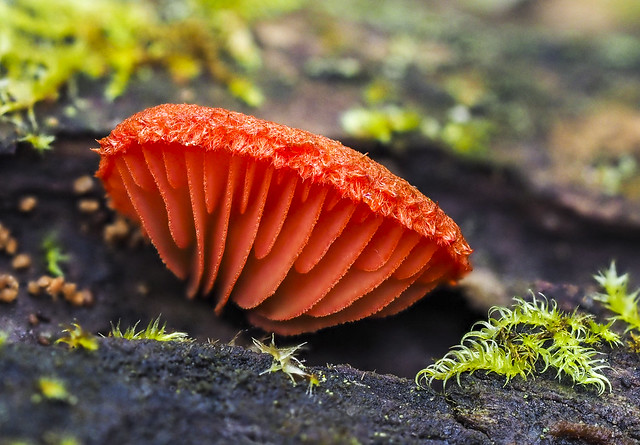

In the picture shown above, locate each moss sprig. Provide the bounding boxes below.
[417,295,620,395]
[55,323,99,351]
[253,334,308,384]
[252,334,321,394]
[109,316,191,342]
[593,262,640,332]
[42,233,70,278]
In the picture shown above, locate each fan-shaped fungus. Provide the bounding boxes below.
[95,104,472,335]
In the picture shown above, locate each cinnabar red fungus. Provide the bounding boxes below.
[95,104,472,335]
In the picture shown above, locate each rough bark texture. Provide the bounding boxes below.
[2,337,640,445]
[3,1,640,443]
[1,135,640,444]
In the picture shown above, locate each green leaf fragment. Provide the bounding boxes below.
[42,233,70,278]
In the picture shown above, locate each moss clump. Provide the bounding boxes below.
[109,316,190,342]
[417,295,620,395]
[438,108,493,157]
[56,323,99,351]
[593,262,640,331]
[340,102,492,156]
[1,0,304,150]
[34,377,77,404]
[340,106,421,144]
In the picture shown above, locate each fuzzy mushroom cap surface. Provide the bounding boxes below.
[96,104,472,335]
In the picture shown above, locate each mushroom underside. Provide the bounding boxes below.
[100,143,457,334]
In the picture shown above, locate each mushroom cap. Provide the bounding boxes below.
[96,104,472,335]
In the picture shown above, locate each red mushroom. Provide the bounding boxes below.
[95,104,472,335]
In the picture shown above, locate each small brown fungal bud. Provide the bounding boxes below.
[67,292,83,306]
[0,274,19,303]
[79,289,94,305]
[36,275,52,288]
[37,335,51,346]
[73,175,94,195]
[67,288,93,306]
[5,237,18,255]
[12,253,32,270]
[0,224,10,246]
[77,199,100,213]
[62,282,77,300]
[0,289,17,303]
[136,282,150,295]
[46,276,65,298]
[103,217,131,245]
[27,280,42,295]
[29,313,39,326]
[66,290,81,306]
[18,196,38,213]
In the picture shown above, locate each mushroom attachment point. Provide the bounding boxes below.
[95,104,472,335]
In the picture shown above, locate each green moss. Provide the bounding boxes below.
[109,316,191,342]
[417,295,620,395]
[228,77,266,108]
[252,334,321,394]
[34,377,77,404]
[590,156,638,197]
[593,262,640,331]
[42,233,70,278]
[19,133,56,153]
[1,0,304,149]
[628,332,640,353]
[253,334,308,383]
[341,101,492,156]
[439,117,493,157]
[56,437,81,445]
[340,106,421,144]
[55,323,99,351]
[420,264,640,395]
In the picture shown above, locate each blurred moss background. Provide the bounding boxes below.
[2,0,640,202]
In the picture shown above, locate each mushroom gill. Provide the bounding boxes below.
[95,104,472,335]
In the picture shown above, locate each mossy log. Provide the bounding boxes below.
[2,135,640,444]
[2,337,640,444]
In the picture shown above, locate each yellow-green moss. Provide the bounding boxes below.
[42,233,69,278]
[340,101,492,156]
[419,263,640,394]
[55,323,99,351]
[253,334,309,384]
[109,316,190,342]
[0,0,304,150]
[417,295,620,395]
[593,262,640,331]
[252,333,321,394]
[33,377,77,404]
[340,106,421,144]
